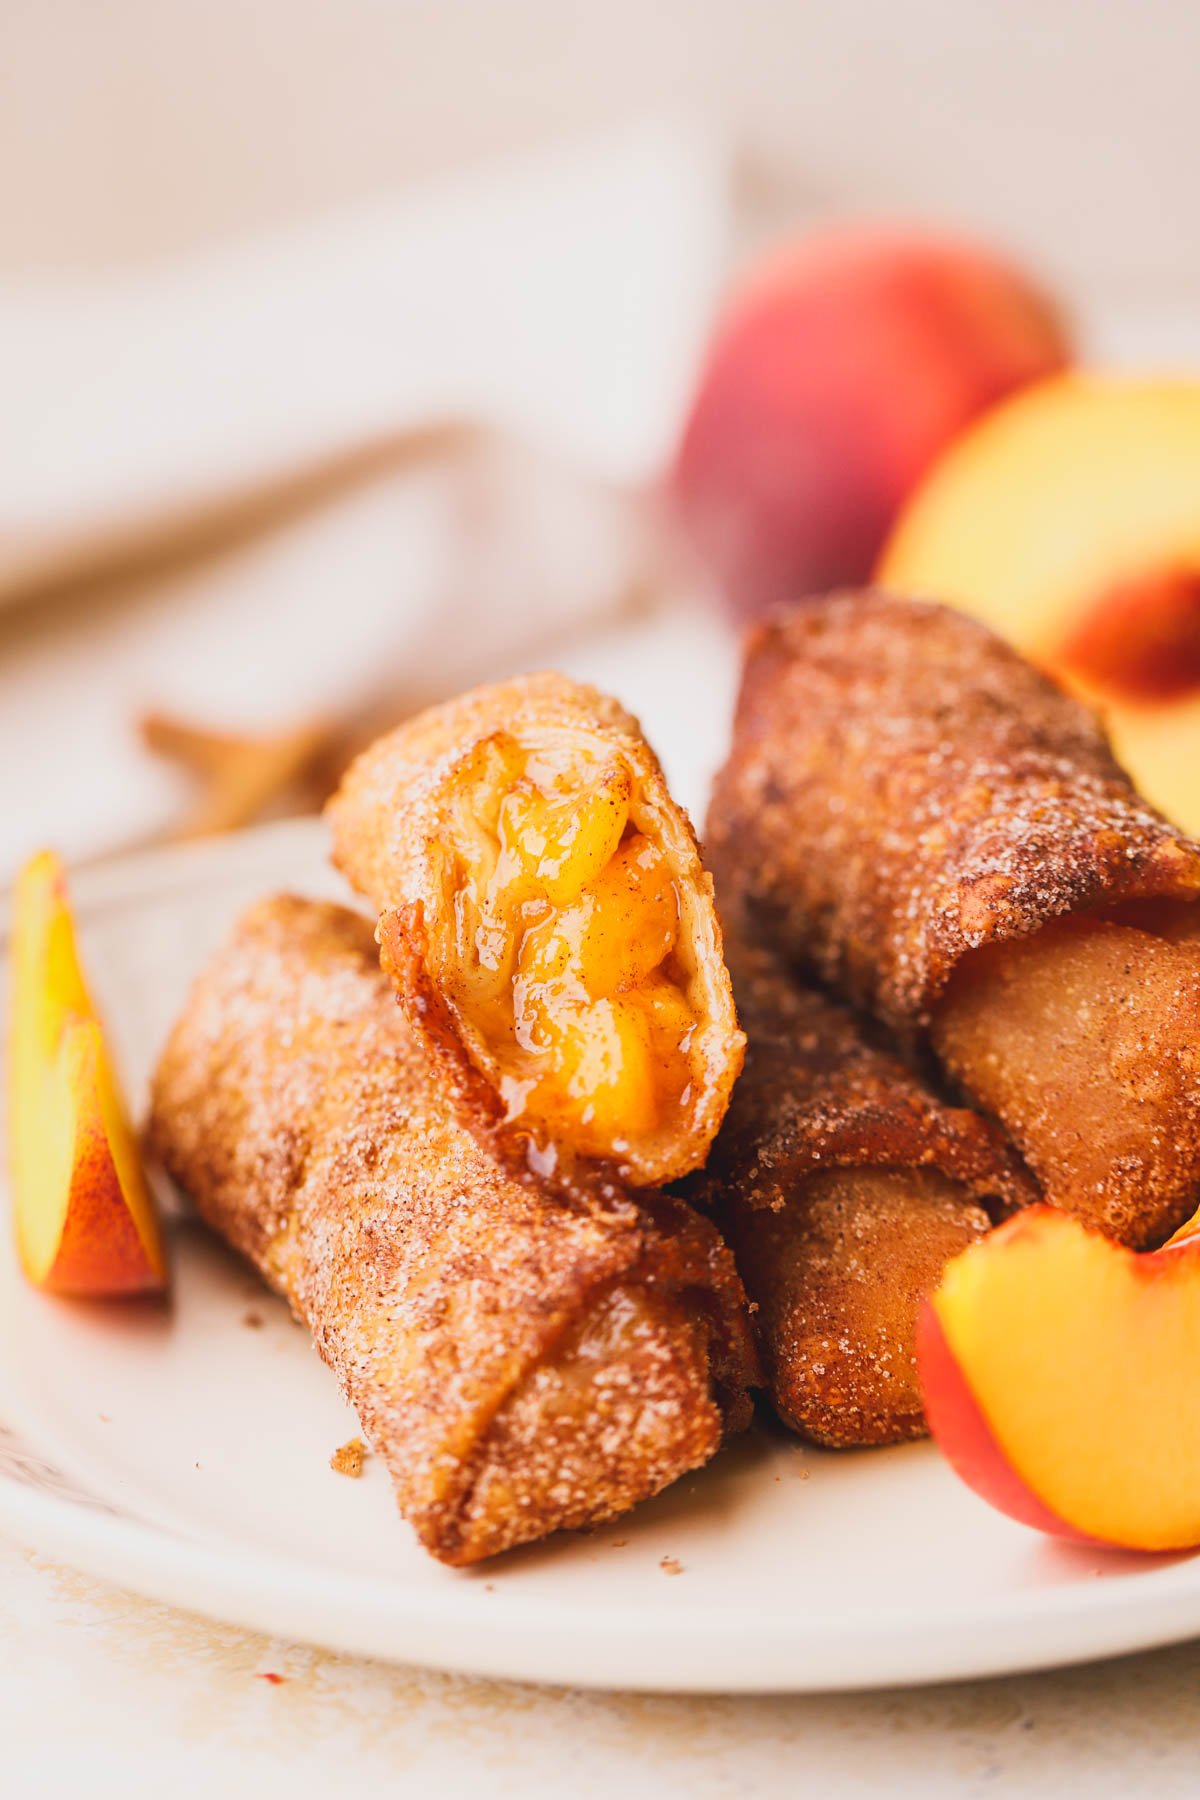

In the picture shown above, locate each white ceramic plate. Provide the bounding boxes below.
[3,818,1200,1694]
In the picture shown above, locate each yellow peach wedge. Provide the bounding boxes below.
[7,850,166,1296]
[879,374,1200,833]
[918,1205,1200,1551]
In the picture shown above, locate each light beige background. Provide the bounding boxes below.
[3,0,1198,302]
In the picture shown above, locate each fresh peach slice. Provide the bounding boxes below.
[878,374,1200,832]
[8,850,166,1295]
[918,1205,1200,1550]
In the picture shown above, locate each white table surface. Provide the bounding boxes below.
[3,1528,1199,1798]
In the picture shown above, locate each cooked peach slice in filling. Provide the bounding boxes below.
[435,736,711,1169]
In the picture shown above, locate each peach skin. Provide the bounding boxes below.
[918,1205,1200,1551]
[673,226,1069,620]
[8,850,166,1295]
[879,374,1200,834]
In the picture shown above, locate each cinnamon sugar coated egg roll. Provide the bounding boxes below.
[328,673,744,1189]
[148,897,757,1567]
[709,591,1200,1248]
[687,934,1032,1445]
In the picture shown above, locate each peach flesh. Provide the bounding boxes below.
[33,1022,165,1295]
[916,1296,1099,1545]
[8,851,166,1296]
[441,744,704,1168]
[876,376,1200,833]
[920,1208,1200,1551]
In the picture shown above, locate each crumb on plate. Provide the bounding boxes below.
[330,1436,368,1478]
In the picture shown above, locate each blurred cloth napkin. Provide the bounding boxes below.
[0,119,728,879]
[0,118,724,604]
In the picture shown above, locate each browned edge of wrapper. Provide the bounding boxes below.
[409,1191,761,1564]
[146,893,760,1565]
[603,1187,763,1439]
[690,1039,1038,1220]
[694,904,1038,1220]
[679,931,1034,1449]
[710,589,1200,1039]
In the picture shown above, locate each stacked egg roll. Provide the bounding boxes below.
[327,672,744,1192]
[709,590,1200,1248]
[148,896,757,1566]
[686,931,1032,1445]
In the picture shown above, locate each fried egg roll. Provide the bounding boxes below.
[709,590,1200,1248]
[687,936,1031,1445]
[328,673,743,1190]
[148,896,757,1567]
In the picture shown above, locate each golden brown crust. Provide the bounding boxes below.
[932,915,1200,1247]
[327,672,744,1190]
[694,934,1036,1215]
[147,896,757,1566]
[684,933,1029,1446]
[709,590,1200,1039]
[724,1166,989,1448]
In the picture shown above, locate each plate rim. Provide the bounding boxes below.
[7,1455,1200,1693]
[4,821,1200,1693]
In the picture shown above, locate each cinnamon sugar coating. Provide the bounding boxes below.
[933,916,1200,1246]
[709,590,1200,1036]
[692,935,1035,1217]
[724,1166,988,1448]
[685,936,1030,1445]
[147,897,756,1566]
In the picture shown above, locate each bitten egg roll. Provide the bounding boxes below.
[687,934,1032,1446]
[328,673,744,1190]
[709,590,1200,1248]
[147,896,757,1567]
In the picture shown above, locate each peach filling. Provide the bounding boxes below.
[441,738,700,1164]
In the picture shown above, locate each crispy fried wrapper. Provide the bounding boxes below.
[710,591,1200,1246]
[685,935,1031,1446]
[328,673,744,1192]
[147,897,757,1567]
[711,591,1200,1030]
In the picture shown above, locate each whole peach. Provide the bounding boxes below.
[672,228,1070,620]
